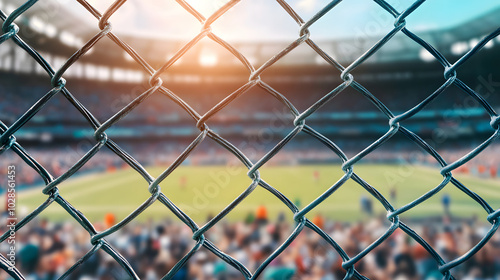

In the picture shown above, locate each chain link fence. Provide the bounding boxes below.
[0,0,499,279]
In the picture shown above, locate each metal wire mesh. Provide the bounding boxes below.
[0,0,499,279]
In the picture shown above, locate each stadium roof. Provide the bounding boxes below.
[5,0,500,40]
[2,0,499,66]
[61,0,500,41]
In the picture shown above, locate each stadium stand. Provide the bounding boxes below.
[2,215,500,280]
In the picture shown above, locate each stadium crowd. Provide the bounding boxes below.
[2,139,500,192]
[1,212,500,280]
[2,76,498,126]
[1,72,500,280]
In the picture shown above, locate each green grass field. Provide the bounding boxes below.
[14,164,500,224]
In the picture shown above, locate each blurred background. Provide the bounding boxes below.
[1,0,500,279]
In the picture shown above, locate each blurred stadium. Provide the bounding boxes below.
[0,0,500,279]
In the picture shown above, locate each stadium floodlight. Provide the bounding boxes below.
[60,31,75,46]
[315,55,329,65]
[112,68,126,82]
[45,24,57,38]
[199,52,218,67]
[29,17,59,39]
[485,40,494,49]
[5,4,15,14]
[75,38,84,48]
[96,66,111,81]
[60,31,81,47]
[40,132,53,143]
[70,63,84,79]
[127,70,144,83]
[166,52,184,65]
[469,38,480,49]
[29,16,45,33]
[451,41,468,55]
[124,52,135,62]
[84,63,98,80]
[245,55,257,66]
[419,48,435,62]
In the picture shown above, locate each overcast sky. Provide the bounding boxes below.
[69,0,500,41]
